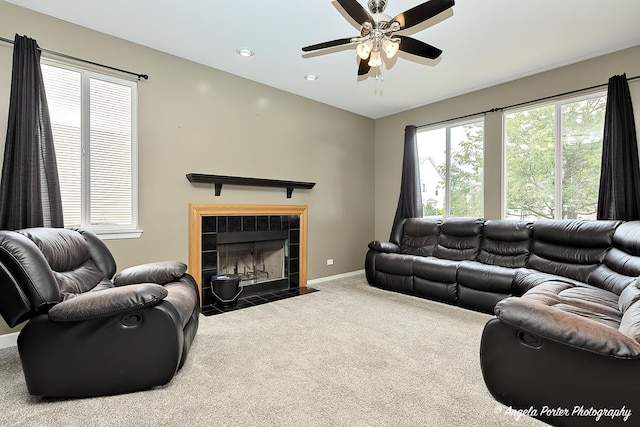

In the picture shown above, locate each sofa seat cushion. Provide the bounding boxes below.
[495,281,640,358]
[556,287,622,329]
[457,261,518,294]
[375,253,415,276]
[559,286,620,314]
[512,268,587,296]
[518,281,621,329]
[412,256,459,283]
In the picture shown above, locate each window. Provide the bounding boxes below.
[417,119,484,217]
[41,61,139,238]
[504,93,606,220]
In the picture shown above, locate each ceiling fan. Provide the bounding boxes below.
[302,0,455,76]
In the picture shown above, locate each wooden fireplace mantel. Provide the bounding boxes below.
[188,204,308,307]
[186,174,315,198]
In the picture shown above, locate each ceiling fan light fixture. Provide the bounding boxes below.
[356,40,373,60]
[301,0,455,77]
[368,50,382,67]
[382,38,400,59]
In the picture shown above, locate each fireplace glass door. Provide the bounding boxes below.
[217,239,286,286]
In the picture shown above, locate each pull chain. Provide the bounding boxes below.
[374,68,384,97]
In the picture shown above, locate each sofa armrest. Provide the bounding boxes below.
[113,261,187,286]
[494,297,640,358]
[47,283,168,322]
[368,240,400,253]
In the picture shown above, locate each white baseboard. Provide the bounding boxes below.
[0,332,18,349]
[307,269,365,285]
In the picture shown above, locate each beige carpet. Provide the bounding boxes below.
[0,273,545,426]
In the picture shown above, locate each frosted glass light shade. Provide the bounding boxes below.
[356,41,372,60]
[368,50,382,67]
[383,39,399,59]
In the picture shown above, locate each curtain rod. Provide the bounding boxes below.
[418,73,640,129]
[0,35,148,80]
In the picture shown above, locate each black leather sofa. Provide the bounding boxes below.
[0,227,200,397]
[365,217,534,313]
[481,220,640,426]
[366,217,640,425]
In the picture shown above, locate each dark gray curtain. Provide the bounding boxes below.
[391,125,422,240]
[597,74,640,220]
[0,34,63,230]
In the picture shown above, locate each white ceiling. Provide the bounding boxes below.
[6,0,640,119]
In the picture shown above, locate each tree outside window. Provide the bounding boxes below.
[417,120,484,217]
[504,94,606,220]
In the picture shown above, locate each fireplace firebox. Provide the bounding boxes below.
[216,230,289,288]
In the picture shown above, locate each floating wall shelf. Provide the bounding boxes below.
[186,173,315,198]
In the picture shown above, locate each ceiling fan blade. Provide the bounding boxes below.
[302,38,354,52]
[397,36,442,59]
[337,0,373,25]
[358,57,371,76]
[392,0,455,31]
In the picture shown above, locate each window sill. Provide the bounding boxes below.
[96,230,143,240]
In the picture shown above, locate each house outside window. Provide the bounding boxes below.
[417,119,484,217]
[41,60,140,239]
[504,92,606,221]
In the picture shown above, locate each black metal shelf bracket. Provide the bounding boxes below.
[186,173,315,199]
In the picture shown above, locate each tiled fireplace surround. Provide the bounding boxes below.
[188,204,308,309]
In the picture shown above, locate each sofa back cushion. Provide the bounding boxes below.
[0,231,60,325]
[589,221,640,295]
[620,297,640,342]
[17,228,110,300]
[527,219,620,284]
[477,220,532,268]
[433,217,483,261]
[389,218,406,246]
[399,217,442,256]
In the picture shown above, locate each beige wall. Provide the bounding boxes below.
[0,2,375,335]
[374,45,640,240]
[2,2,640,338]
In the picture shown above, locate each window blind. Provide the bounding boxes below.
[41,62,137,231]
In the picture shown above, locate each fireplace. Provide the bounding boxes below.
[189,204,308,309]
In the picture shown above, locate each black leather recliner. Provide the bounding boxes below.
[0,227,199,397]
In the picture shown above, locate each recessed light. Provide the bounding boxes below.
[236,48,254,57]
[304,74,319,81]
